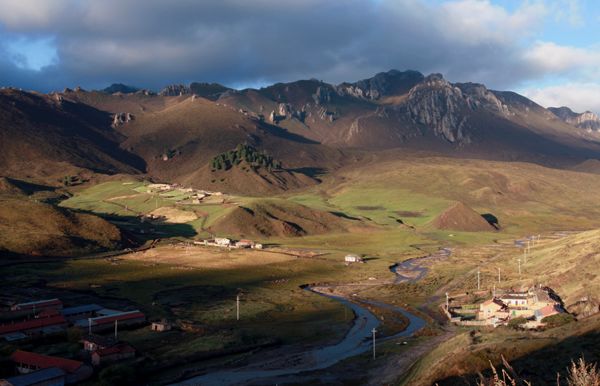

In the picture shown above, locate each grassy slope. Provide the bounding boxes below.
[0,196,122,256]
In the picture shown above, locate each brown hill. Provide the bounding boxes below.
[0,88,145,185]
[0,197,122,257]
[208,199,353,238]
[430,201,496,232]
[219,71,600,167]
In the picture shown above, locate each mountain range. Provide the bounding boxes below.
[2,69,600,193]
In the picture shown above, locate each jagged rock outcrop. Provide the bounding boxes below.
[159,84,191,96]
[402,74,471,143]
[337,69,424,100]
[456,83,510,115]
[112,112,135,127]
[312,85,333,105]
[549,106,600,132]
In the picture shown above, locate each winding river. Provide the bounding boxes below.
[171,288,426,386]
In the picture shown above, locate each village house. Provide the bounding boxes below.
[235,239,254,249]
[0,367,66,386]
[91,344,135,366]
[10,351,92,384]
[81,335,116,352]
[469,286,564,327]
[535,304,561,321]
[478,298,508,322]
[74,310,145,333]
[214,238,231,247]
[0,315,68,340]
[151,320,172,332]
[344,254,364,264]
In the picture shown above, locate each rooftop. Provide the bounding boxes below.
[0,315,66,335]
[62,304,102,316]
[10,350,83,374]
[2,367,65,386]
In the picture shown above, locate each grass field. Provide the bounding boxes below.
[24,156,600,384]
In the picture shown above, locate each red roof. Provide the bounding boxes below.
[538,304,560,318]
[92,311,145,326]
[94,344,135,357]
[0,315,66,335]
[10,350,83,374]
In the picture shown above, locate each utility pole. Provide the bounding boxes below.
[477,269,481,291]
[236,294,240,321]
[372,328,377,360]
[497,267,501,284]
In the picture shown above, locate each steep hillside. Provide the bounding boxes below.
[429,202,497,232]
[0,197,123,257]
[0,88,145,184]
[112,95,341,193]
[219,70,600,166]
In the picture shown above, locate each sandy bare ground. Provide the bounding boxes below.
[148,207,198,223]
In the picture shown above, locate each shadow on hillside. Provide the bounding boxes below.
[330,211,361,221]
[288,167,328,180]
[68,208,198,243]
[481,213,500,230]
[434,327,600,385]
[260,122,321,145]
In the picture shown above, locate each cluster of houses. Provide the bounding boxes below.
[194,238,263,250]
[0,298,151,385]
[146,183,223,204]
[447,286,564,328]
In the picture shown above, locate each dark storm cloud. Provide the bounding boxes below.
[0,0,569,92]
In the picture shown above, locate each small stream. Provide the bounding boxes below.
[171,288,426,386]
[389,247,452,284]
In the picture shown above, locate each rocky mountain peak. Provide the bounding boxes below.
[337,69,424,100]
[549,106,600,132]
[159,84,191,96]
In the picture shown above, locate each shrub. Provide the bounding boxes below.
[210,144,282,171]
[564,358,600,386]
[507,317,528,329]
[542,313,575,329]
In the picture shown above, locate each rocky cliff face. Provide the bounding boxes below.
[337,69,424,100]
[400,74,472,143]
[549,106,600,132]
[159,84,191,96]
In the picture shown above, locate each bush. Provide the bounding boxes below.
[565,357,600,386]
[542,313,575,329]
[507,317,528,329]
[210,144,282,171]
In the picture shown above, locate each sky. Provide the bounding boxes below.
[0,0,599,113]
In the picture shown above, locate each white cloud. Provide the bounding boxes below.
[523,41,600,77]
[0,0,596,111]
[523,83,600,114]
